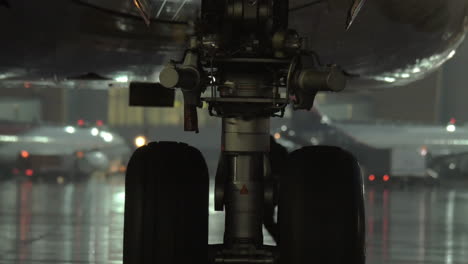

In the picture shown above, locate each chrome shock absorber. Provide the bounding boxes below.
[222,116,270,247]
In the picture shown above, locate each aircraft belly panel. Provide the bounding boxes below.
[0,0,467,88]
[290,0,468,87]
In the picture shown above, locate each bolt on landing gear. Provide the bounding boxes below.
[125,0,365,263]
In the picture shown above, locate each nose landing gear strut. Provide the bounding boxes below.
[124,0,365,263]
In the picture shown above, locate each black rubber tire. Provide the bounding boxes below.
[279,146,365,264]
[123,142,209,264]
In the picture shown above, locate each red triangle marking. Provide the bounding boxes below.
[240,185,249,195]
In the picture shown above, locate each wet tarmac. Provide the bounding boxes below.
[1,172,468,263]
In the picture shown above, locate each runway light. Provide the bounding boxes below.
[383,175,390,182]
[115,75,128,83]
[134,135,147,147]
[96,120,104,126]
[65,126,76,134]
[91,128,99,136]
[274,133,281,140]
[57,176,65,184]
[76,151,84,159]
[446,124,456,133]
[368,174,376,181]
[100,131,114,142]
[20,150,29,159]
[321,116,331,124]
[420,146,428,156]
[310,137,319,145]
[25,169,34,177]
[449,163,456,170]
[77,119,85,126]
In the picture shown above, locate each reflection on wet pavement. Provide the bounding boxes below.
[1,175,468,263]
[366,186,468,264]
[0,178,125,264]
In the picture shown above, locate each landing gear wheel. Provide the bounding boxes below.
[279,146,365,264]
[123,142,209,264]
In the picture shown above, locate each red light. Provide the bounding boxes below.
[76,151,84,159]
[368,174,376,181]
[25,169,34,177]
[383,175,390,182]
[77,119,85,126]
[450,118,456,125]
[20,150,29,159]
[96,120,104,126]
[23,82,31,89]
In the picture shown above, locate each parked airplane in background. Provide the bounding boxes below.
[0,120,131,182]
[275,110,468,185]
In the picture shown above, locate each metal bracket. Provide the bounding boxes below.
[129,82,175,107]
[159,39,203,132]
[288,53,347,110]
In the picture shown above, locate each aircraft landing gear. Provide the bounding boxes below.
[123,142,209,264]
[280,146,366,264]
[125,0,365,263]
